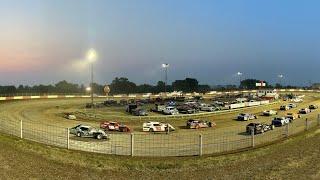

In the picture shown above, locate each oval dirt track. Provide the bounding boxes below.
[0,93,319,156]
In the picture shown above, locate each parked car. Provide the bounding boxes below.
[64,113,76,120]
[142,122,175,132]
[199,104,216,112]
[280,105,290,111]
[288,103,297,109]
[237,113,257,121]
[132,108,148,116]
[299,108,311,114]
[285,112,300,121]
[186,119,216,129]
[70,124,109,140]
[100,121,131,132]
[126,104,138,113]
[175,96,185,102]
[150,104,166,113]
[309,104,318,109]
[272,117,290,127]
[163,106,179,115]
[184,102,200,110]
[167,101,177,107]
[177,104,197,114]
[119,99,128,105]
[246,123,274,135]
[262,110,277,116]
[86,103,104,108]
[103,100,118,106]
[212,101,225,106]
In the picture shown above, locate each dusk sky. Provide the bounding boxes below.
[0,0,319,86]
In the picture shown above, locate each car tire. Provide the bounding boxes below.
[149,128,154,132]
[96,134,103,140]
[76,132,81,137]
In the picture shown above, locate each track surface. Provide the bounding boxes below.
[0,94,319,156]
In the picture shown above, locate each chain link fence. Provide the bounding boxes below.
[0,114,319,157]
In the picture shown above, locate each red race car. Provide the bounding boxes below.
[100,121,131,132]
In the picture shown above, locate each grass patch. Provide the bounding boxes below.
[1,127,320,179]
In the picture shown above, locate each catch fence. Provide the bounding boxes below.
[0,113,319,157]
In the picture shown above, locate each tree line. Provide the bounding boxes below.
[0,78,301,96]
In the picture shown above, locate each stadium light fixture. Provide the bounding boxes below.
[86,87,92,92]
[87,48,97,63]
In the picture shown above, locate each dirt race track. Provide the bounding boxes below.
[0,93,320,156]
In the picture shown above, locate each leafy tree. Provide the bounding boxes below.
[172,78,199,92]
[109,77,137,94]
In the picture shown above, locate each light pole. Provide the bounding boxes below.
[87,48,97,106]
[278,74,284,88]
[236,72,243,89]
[162,63,169,94]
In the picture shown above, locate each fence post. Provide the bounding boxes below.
[305,118,308,131]
[318,114,320,127]
[285,123,289,138]
[20,120,23,138]
[199,134,203,156]
[251,128,255,147]
[131,133,134,156]
[67,128,70,149]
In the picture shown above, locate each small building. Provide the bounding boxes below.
[257,89,279,100]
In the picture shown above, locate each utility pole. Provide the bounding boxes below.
[162,63,169,94]
[91,62,94,106]
[86,48,97,107]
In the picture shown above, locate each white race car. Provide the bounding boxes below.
[237,113,257,121]
[142,122,175,132]
[262,110,277,116]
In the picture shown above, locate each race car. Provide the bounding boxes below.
[246,123,274,135]
[309,104,318,109]
[64,113,76,120]
[299,108,311,114]
[237,113,257,121]
[70,124,109,140]
[287,103,297,109]
[100,121,131,132]
[262,110,277,116]
[272,117,290,127]
[280,105,290,111]
[186,119,216,129]
[142,122,175,132]
[285,112,300,121]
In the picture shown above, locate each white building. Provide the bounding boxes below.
[257,89,279,100]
